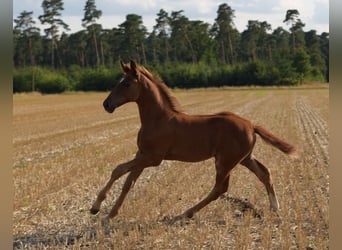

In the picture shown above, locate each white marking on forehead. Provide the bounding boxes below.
[119,77,125,83]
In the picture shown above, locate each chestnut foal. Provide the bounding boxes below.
[90,60,296,222]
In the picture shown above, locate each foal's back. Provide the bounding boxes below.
[162,111,255,163]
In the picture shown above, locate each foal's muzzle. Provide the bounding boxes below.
[103,99,115,113]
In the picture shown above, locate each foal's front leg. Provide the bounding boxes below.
[105,168,143,220]
[90,152,160,219]
[90,159,137,215]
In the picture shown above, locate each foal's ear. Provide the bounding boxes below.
[120,60,130,73]
[130,60,138,77]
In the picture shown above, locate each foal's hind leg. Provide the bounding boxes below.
[175,158,235,220]
[240,155,279,210]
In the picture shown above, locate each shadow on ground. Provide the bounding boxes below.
[13,196,262,248]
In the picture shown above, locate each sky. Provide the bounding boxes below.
[13,0,329,35]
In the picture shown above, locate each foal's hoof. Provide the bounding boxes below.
[101,215,110,224]
[90,207,99,215]
[99,216,111,235]
[170,214,192,225]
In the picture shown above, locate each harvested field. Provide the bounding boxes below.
[13,86,329,249]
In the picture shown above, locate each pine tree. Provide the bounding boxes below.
[82,0,102,67]
[14,11,40,68]
[283,9,305,53]
[153,9,170,63]
[39,0,70,68]
[119,14,147,63]
[14,11,41,91]
[212,3,238,64]
[169,10,196,63]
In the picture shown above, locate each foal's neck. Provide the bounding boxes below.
[136,84,174,126]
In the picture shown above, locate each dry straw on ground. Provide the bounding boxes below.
[13,86,329,249]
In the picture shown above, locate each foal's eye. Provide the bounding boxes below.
[119,77,130,87]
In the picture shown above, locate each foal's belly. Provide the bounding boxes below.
[164,135,216,162]
[164,149,213,162]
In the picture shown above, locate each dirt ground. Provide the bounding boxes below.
[13,85,329,249]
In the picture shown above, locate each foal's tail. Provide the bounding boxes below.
[254,125,297,156]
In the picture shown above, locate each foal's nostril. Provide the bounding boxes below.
[103,99,115,113]
[103,100,110,110]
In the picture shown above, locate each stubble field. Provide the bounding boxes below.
[13,85,329,249]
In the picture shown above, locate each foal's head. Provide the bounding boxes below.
[103,60,142,113]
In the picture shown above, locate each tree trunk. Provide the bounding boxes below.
[141,42,147,65]
[152,41,157,63]
[184,32,197,64]
[28,37,36,91]
[268,45,273,61]
[92,29,100,66]
[51,38,55,69]
[55,42,63,68]
[100,39,105,65]
[227,32,234,64]
[252,47,257,61]
[292,32,296,54]
[221,41,226,64]
[164,38,169,62]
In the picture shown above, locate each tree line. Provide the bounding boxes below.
[13,0,329,93]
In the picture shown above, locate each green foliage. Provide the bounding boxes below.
[292,48,312,83]
[152,60,298,88]
[67,64,84,87]
[13,67,70,94]
[75,66,121,91]
[82,0,102,26]
[231,61,280,86]
[34,67,69,94]
[14,58,312,94]
[13,68,33,92]
[13,4,328,91]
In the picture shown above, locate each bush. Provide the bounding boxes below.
[13,67,69,93]
[155,63,234,88]
[34,68,69,94]
[75,66,120,91]
[13,68,33,92]
[67,64,84,90]
[277,77,299,85]
[13,58,309,94]
[35,75,68,94]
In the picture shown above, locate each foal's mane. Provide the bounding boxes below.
[137,66,183,113]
